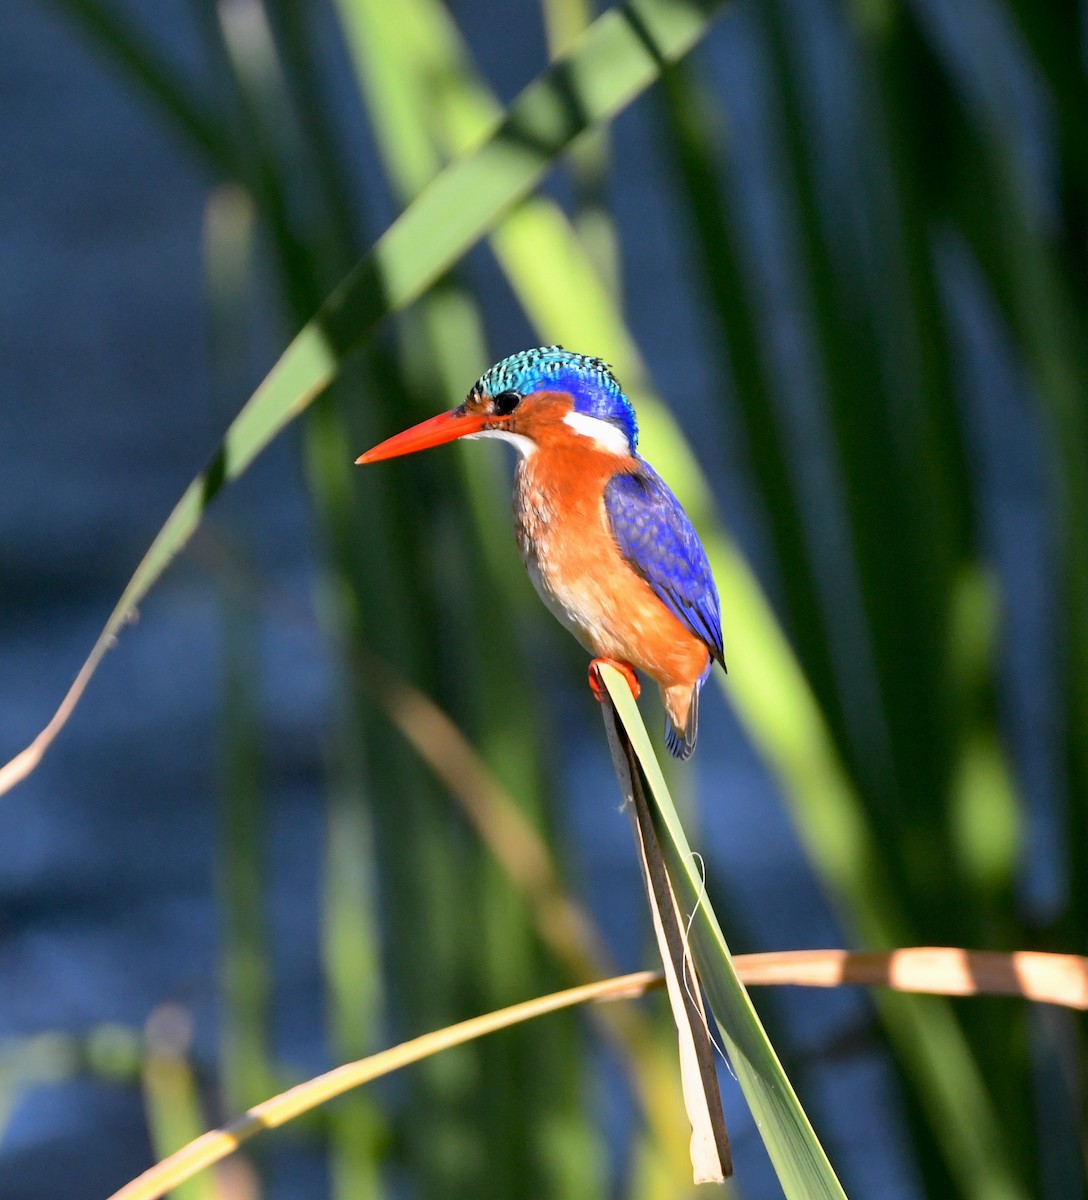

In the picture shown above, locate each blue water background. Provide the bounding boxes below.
[0,1,1057,1198]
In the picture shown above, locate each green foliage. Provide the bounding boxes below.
[18,0,1088,1196]
[601,663,847,1198]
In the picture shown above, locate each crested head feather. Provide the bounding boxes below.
[471,346,638,452]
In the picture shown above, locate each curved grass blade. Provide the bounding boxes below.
[102,939,1088,1200]
[107,971,665,1200]
[126,939,1082,1200]
[0,0,727,798]
[736,948,1088,1009]
[598,663,847,1199]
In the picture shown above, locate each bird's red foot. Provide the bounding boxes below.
[588,658,641,702]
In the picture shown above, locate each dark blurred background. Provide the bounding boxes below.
[1,1,1084,1198]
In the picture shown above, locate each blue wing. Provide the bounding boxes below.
[604,464,725,668]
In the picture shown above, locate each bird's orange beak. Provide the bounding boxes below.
[355,408,491,465]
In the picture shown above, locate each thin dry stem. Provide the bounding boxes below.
[107,948,1087,1200]
[107,971,661,1200]
[734,948,1088,1010]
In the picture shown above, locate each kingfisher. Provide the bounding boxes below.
[356,347,725,759]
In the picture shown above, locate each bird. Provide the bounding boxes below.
[356,346,725,759]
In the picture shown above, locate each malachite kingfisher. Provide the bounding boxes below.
[356,347,725,759]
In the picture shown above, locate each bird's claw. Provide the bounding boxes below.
[588,658,641,702]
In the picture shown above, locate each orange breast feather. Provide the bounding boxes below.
[513,442,709,692]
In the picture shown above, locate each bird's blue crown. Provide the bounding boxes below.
[473,346,638,451]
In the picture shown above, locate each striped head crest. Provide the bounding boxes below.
[471,346,638,451]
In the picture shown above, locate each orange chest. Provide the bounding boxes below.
[513,447,626,581]
[509,445,709,683]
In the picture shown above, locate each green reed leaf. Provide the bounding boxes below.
[599,664,848,1200]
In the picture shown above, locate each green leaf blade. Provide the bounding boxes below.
[599,664,848,1200]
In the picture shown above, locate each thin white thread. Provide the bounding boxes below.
[683,852,734,1077]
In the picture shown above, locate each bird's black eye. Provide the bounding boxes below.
[492,390,521,416]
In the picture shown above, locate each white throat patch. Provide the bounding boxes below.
[466,428,537,458]
[561,411,630,456]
